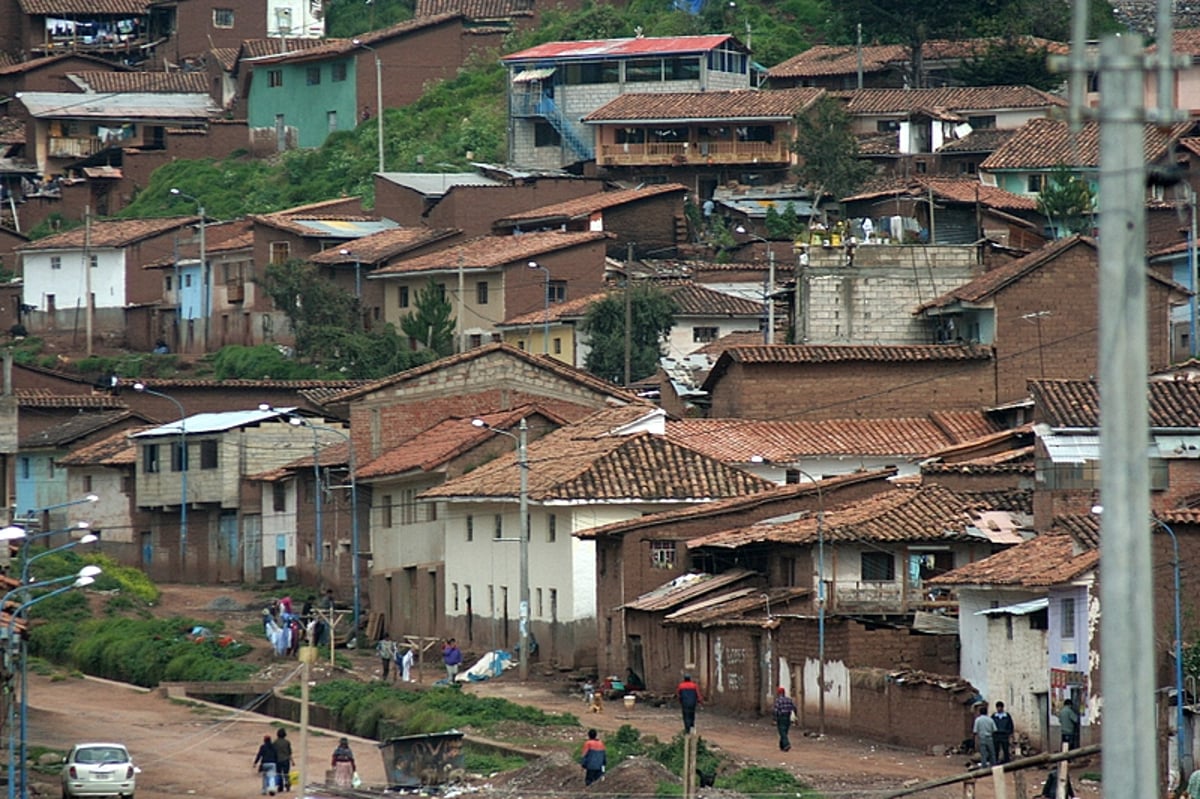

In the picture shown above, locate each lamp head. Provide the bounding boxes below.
[339,248,351,256]
[169,188,181,196]
[352,37,363,45]
[735,225,747,234]
[133,382,147,392]
[750,455,765,464]
[79,534,99,544]
[73,576,96,588]
[258,403,272,412]
[289,417,304,427]
[527,261,538,269]
[85,494,99,503]
[77,565,102,578]
[0,526,25,541]
[471,419,487,429]
[75,521,91,530]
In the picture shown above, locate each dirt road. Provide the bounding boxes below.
[18,586,1097,799]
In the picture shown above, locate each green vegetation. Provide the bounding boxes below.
[582,283,677,385]
[717,765,818,798]
[325,0,414,37]
[1036,164,1096,238]
[792,95,873,210]
[463,750,531,774]
[399,277,457,358]
[295,679,579,739]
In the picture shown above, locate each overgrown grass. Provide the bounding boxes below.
[292,679,579,740]
[717,765,819,798]
[462,750,530,775]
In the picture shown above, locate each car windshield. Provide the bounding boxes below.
[76,748,127,765]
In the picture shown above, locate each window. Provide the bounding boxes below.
[553,337,562,355]
[269,241,290,264]
[89,255,98,269]
[19,457,28,480]
[666,57,700,80]
[861,552,895,581]
[452,583,459,612]
[549,588,558,622]
[436,283,446,301]
[268,70,283,88]
[398,286,409,308]
[1030,607,1049,630]
[170,440,188,472]
[332,62,348,82]
[165,275,173,292]
[382,495,393,528]
[548,280,566,303]
[494,514,503,539]
[213,7,234,26]
[184,274,193,288]
[306,66,321,86]
[1027,174,1045,193]
[967,115,996,129]
[959,161,978,175]
[469,334,483,348]
[876,120,900,133]
[534,123,561,148]
[476,281,489,304]
[562,61,618,85]
[273,482,286,512]
[536,588,543,617]
[784,469,802,484]
[1061,597,1076,638]
[547,513,557,543]
[143,444,160,474]
[50,256,61,270]
[83,475,93,493]
[466,514,474,541]
[327,111,337,132]
[399,488,417,524]
[625,58,663,82]
[915,160,927,174]
[188,439,213,470]
[693,326,718,343]
[517,340,526,350]
[650,540,676,569]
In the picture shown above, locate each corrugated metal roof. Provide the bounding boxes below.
[287,218,399,238]
[513,67,555,83]
[379,172,504,196]
[1037,429,1099,463]
[17,91,216,119]
[623,569,754,612]
[131,407,296,437]
[505,34,737,62]
[975,597,1048,616]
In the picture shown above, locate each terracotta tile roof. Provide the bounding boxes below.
[577,468,894,539]
[57,426,146,466]
[937,127,1016,153]
[415,0,533,18]
[501,291,606,326]
[694,330,763,358]
[920,446,1034,474]
[980,118,1190,170]
[667,283,764,316]
[920,235,1090,310]
[666,412,1001,460]
[17,216,198,251]
[421,407,774,502]
[246,15,464,65]
[1147,28,1200,55]
[327,342,642,405]
[124,376,367,390]
[68,71,208,93]
[926,528,1095,587]
[714,343,993,366]
[237,38,332,61]
[769,38,1069,80]
[18,0,147,13]
[582,88,824,122]
[624,568,760,612]
[856,132,899,156]
[0,54,114,76]
[688,483,1031,548]
[357,406,566,479]
[211,48,239,72]
[371,231,609,276]
[835,86,1067,115]
[505,35,739,63]
[20,409,134,448]
[310,227,459,265]
[0,117,25,146]
[495,184,688,225]
[841,177,1037,210]
[664,585,808,627]
[143,220,253,268]
[1030,378,1200,428]
[16,390,126,409]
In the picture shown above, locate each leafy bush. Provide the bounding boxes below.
[606,724,646,765]
[717,765,817,798]
[647,733,723,783]
[463,750,529,775]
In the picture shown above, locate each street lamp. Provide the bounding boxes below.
[338,248,363,306]
[4,566,100,799]
[169,189,207,350]
[352,39,385,174]
[527,261,551,355]
[262,406,361,642]
[134,383,188,573]
[471,417,530,680]
[751,456,825,735]
[17,528,97,795]
[736,226,776,345]
[21,494,98,531]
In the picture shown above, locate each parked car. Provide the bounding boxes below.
[61,743,137,799]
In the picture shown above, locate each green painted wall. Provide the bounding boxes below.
[248,57,358,148]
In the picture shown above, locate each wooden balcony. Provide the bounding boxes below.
[226,279,244,304]
[47,136,107,159]
[598,140,791,167]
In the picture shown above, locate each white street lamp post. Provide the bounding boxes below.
[169,189,206,350]
[352,39,385,174]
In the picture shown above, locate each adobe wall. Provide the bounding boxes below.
[708,359,995,420]
[432,179,606,236]
[851,669,977,748]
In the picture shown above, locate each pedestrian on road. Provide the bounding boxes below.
[376,632,396,681]
[253,734,278,796]
[1185,766,1200,799]
[1058,698,1080,751]
[273,729,292,792]
[399,645,415,682]
[992,701,1014,764]
[973,704,996,768]
[331,737,356,788]
[580,728,607,785]
[772,686,796,751]
[443,638,462,682]
[677,673,703,733]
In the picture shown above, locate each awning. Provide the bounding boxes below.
[975,597,1049,616]
[512,67,555,83]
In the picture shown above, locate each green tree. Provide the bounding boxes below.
[582,283,676,385]
[399,278,456,357]
[951,37,1059,90]
[792,97,874,216]
[1036,165,1096,238]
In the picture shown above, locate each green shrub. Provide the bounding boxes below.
[606,724,646,765]
[717,765,817,798]
[647,733,723,782]
[463,750,528,775]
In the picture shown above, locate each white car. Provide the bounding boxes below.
[61,743,137,799]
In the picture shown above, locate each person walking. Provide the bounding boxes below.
[376,632,396,681]
[676,674,703,733]
[273,729,292,792]
[331,737,356,788]
[399,645,415,682]
[992,701,1014,764]
[253,734,278,796]
[973,704,997,768]
[579,728,607,785]
[443,638,462,682]
[1058,698,1080,751]
[772,686,796,751]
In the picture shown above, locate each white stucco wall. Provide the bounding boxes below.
[23,249,126,311]
[66,468,133,544]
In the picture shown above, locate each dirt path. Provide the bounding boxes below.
[19,585,1097,799]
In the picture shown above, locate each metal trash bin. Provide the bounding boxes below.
[377,730,465,788]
